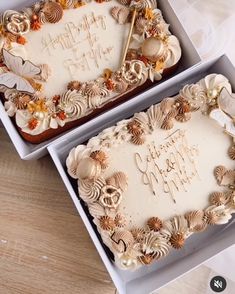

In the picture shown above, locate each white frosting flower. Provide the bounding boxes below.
[66,145,91,179]
[15,109,60,136]
[204,205,232,225]
[164,35,182,68]
[130,34,145,50]
[198,74,232,101]
[4,100,17,116]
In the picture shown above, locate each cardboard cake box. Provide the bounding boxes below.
[48,55,235,294]
[0,0,200,160]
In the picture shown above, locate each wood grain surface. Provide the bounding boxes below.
[0,126,115,294]
[0,126,221,294]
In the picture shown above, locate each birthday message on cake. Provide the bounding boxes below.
[41,12,114,78]
[134,129,200,203]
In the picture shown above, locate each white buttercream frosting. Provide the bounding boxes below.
[66,73,235,270]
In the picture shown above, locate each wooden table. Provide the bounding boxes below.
[0,126,115,294]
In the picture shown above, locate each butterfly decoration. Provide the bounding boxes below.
[209,87,235,137]
[0,49,41,94]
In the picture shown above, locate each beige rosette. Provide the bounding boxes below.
[198,74,232,103]
[59,90,87,118]
[66,145,91,179]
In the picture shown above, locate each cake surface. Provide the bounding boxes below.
[66,73,235,270]
[0,0,181,142]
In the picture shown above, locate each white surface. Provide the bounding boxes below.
[205,244,235,283]
[0,0,200,160]
[48,56,235,294]
[169,0,235,64]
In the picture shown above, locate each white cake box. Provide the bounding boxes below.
[0,0,200,160]
[48,55,235,294]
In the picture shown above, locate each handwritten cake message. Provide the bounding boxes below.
[135,129,200,203]
[41,12,114,78]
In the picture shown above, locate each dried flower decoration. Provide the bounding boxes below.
[27,99,47,114]
[135,16,148,34]
[52,95,61,105]
[57,0,75,9]
[147,217,163,232]
[126,49,139,61]
[103,68,113,80]
[90,150,109,169]
[74,1,86,9]
[28,117,38,130]
[57,111,66,120]
[31,18,41,31]
[138,55,149,66]
[105,79,115,91]
[17,35,27,45]
[99,216,115,231]
[144,8,154,20]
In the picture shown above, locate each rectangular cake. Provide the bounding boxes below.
[66,73,235,270]
[0,0,181,144]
